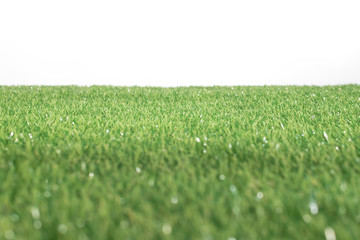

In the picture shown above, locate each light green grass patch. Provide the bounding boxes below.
[1,85,360,239]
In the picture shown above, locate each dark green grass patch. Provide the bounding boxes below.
[1,85,360,239]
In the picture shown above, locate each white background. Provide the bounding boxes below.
[0,0,359,86]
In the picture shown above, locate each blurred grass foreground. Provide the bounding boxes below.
[0,85,360,239]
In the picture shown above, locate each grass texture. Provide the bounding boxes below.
[1,85,360,240]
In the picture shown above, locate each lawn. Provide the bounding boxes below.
[0,85,359,240]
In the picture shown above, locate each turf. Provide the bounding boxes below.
[0,85,360,240]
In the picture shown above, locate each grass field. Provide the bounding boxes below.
[1,85,360,240]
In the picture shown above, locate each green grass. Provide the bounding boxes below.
[1,85,360,240]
